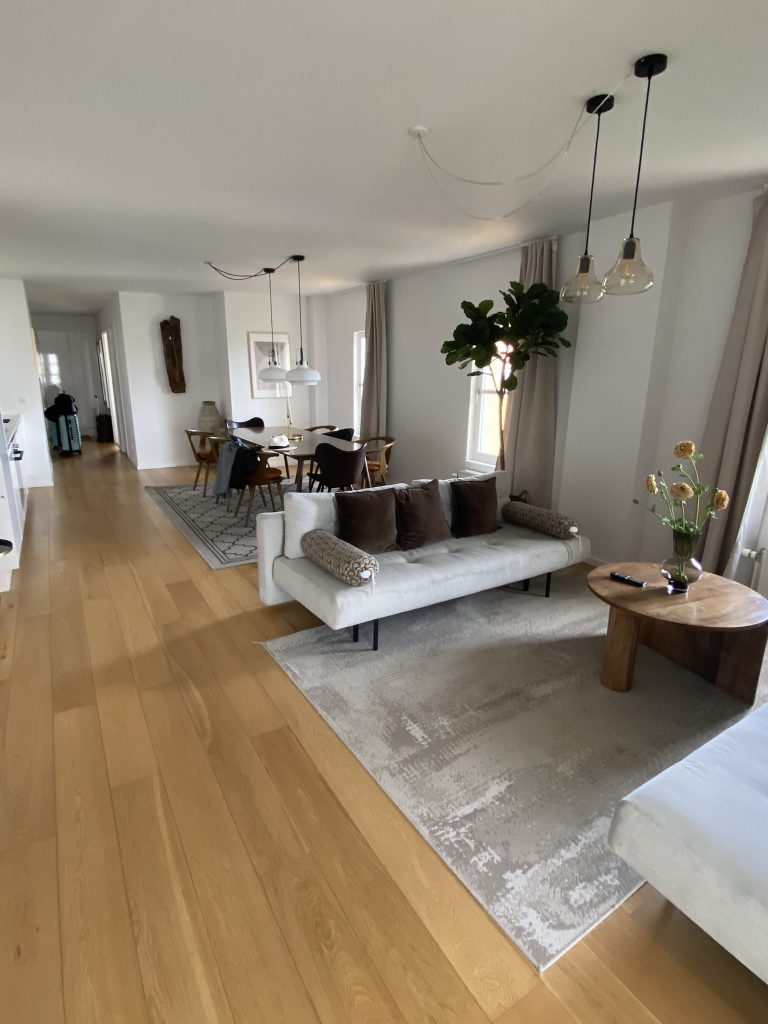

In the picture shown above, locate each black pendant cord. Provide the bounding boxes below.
[296,257,305,363]
[267,271,277,363]
[206,253,294,281]
[629,75,653,239]
[583,112,602,257]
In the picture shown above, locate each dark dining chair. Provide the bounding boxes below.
[225,416,265,430]
[234,451,285,525]
[308,442,368,492]
[324,427,355,441]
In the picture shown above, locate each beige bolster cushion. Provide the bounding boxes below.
[501,501,579,539]
[301,529,379,586]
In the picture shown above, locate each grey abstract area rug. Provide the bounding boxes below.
[146,483,293,569]
[265,569,745,970]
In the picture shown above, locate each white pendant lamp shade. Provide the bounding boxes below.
[260,363,287,382]
[286,360,321,385]
[287,254,321,385]
[561,94,613,305]
[603,53,667,296]
[602,236,653,294]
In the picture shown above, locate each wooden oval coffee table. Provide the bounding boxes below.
[588,562,768,704]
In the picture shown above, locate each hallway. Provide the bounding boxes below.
[1,443,767,1024]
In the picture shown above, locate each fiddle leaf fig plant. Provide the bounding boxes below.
[441,281,570,469]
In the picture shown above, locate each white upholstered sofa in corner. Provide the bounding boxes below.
[256,476,590,649]
[609,702,768,984]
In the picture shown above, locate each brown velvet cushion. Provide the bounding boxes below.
[395,480,452,550]
[335,488,398,553]
[450,476,500,537]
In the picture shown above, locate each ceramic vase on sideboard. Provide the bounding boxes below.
[198,400,226,434]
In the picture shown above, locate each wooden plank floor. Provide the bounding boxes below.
[1,441,766,1023]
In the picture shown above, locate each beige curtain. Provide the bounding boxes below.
[498,238,558,506]
[701,193,768,574]
[360,281,388,438]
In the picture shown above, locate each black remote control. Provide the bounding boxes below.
[609,571,646,588]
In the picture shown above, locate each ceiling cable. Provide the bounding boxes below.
[415,69,633,221]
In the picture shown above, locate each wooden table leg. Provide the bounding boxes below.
[715,621,768,705]
[601,607,639,692]
[294,456,306,492]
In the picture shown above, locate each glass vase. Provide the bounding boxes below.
[660,530,702,593]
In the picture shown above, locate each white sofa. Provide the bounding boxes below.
[257,477,590,648]
[609,703,768,984]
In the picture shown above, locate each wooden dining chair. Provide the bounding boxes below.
[185,429,219,497]
[234,451,285,526]
[360,436,396,485]
[306,424,337,432]
[308,442,368,492]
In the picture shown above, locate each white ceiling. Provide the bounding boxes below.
[2,0,767,312]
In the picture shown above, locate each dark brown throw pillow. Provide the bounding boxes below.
[450,476,500,537]
[395,480,452,550]
[335,488,398,553]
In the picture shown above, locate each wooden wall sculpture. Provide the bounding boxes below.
[159,315,186,393]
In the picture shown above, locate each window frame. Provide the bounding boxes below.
[353,329,366,436]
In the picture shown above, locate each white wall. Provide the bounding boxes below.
[0,279,53,487]
[98,294,137,463]
[115,292,220,469]
[32,313,101,435]
[387,249,522,483]
[322,286,366,430]
[221,291,314,430]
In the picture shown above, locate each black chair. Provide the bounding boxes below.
[225,416,265,430]
[324,427,355,441]
[224,416,291,477]
[308,442,368,492]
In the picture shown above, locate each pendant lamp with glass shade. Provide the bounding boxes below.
[285,255,321,385]
[603,53,667,295]
[258,267,288,382]
[561,93,614,304]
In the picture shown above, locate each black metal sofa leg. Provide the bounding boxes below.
[545,572,552,598]
[372,619,379,651]
[352,624,359,643]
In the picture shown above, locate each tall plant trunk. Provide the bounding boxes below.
[497,389,506,471]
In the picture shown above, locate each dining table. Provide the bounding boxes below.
[229,425,371,492]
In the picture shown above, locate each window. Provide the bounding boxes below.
[353,330,366,436]
[466,354,509,470]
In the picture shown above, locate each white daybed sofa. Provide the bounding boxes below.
[609,703,768,984]
[257,477,590,648]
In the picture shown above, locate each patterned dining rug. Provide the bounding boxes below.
[146,482,293,569]
[265,568,748,970]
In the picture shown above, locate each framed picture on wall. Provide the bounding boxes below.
[247,332,293,399]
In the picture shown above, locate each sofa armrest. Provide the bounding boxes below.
[256,511,292,605]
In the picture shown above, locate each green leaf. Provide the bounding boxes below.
[477,298,494,316]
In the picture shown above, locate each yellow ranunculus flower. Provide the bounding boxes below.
[674,440,696,459]
[671,482,694,500]
[713,489,729,510]
[646,473,658,494]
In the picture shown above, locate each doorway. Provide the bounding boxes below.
[98,327,125,451]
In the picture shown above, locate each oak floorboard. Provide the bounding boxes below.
[49,568,97,712]
[55,705,149,1024]
[167,578,287,736]
[254,646,538,1019]
[494,984,577,1024]
[82,597,157,789]
[263,856,406,1024]
[104,563,175,689]
[112,774,236,1024]
[255,727,494,1024]
[585,893,768,1024]
[139,683,320,1024]
[158,617,307,875]
[0,614,55,854]
[0,580,19,681]
[0,837,65,1024]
